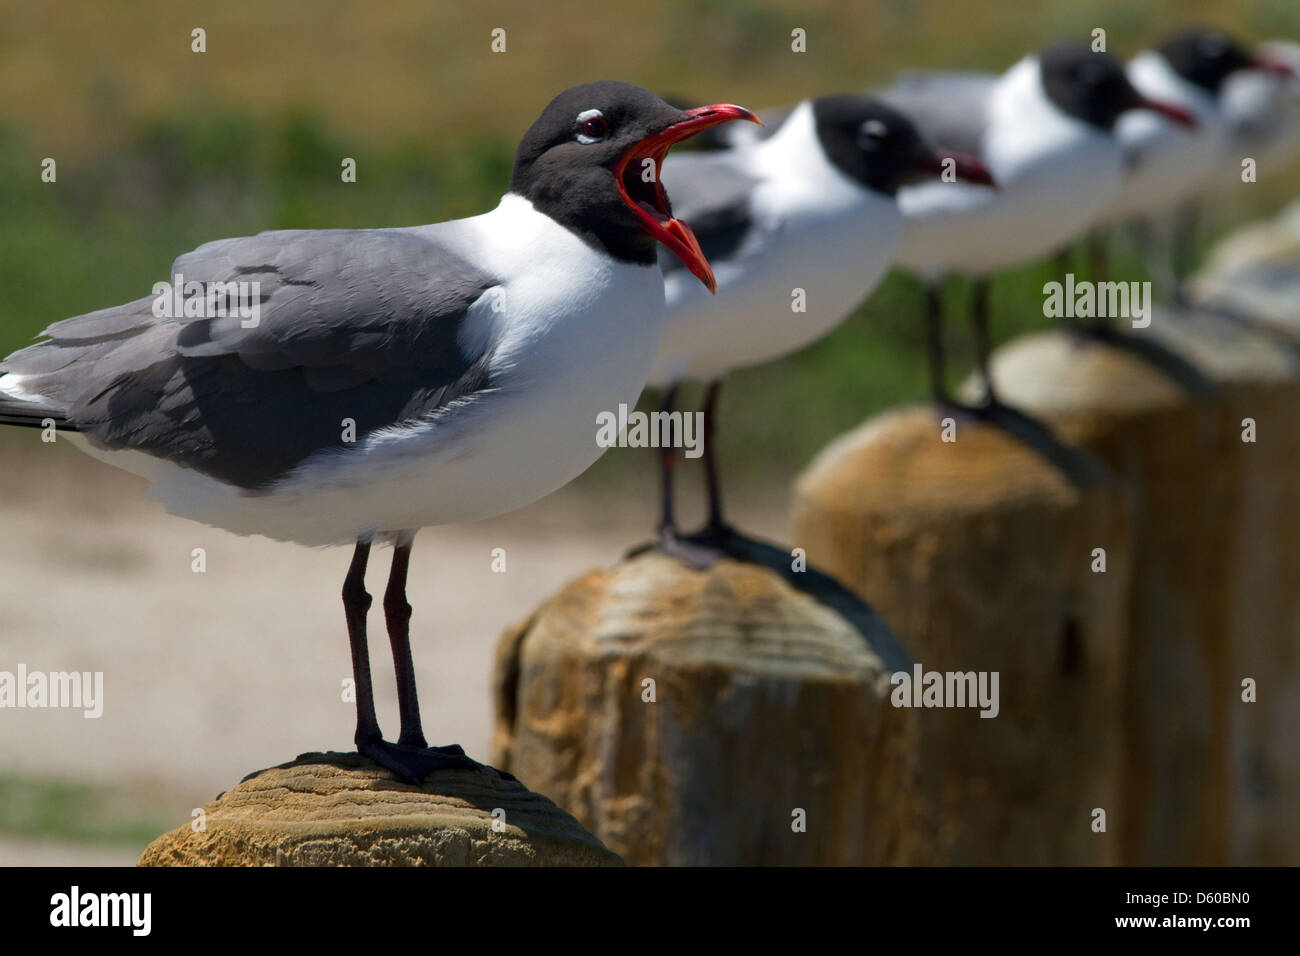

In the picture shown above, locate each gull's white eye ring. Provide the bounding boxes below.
[576,108,609,144]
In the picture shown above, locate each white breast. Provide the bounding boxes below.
[70,196,666,546]
[894,56,1124,278]
[1097,51,1230,224]
[1218,42,1300,180]
[649,100,903,386]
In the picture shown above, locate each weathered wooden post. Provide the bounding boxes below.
[139,752,620,866]
[491,551,914,866]
[1189,215,1300,865]
[984,306,1300,865]
[790,404,1132,864]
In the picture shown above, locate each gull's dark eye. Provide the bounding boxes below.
[576,109,609,144]
[858,119,889,150]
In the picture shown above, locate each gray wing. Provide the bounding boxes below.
[874,70,998,158]
[1,227,498,489]
[659,152,763,274]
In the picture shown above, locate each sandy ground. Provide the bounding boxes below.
[0,836,141,867]
[0,432,788,864]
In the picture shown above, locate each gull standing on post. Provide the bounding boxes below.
[646,95,994,560]
[877,42,1197,404]
[1093,28,1296,296]
[0,81,758,782]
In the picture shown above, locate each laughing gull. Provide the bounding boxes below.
[1221,40,1300,178]
[877,42,1196,404]
[1094,29,1296,294]
[0,81,757,783]
[646,95,993,559]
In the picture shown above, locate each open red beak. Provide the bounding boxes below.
[615,103,762,293]
[1254,54,1297,79]
[921,151,998,188]
[1133,96,1198,128]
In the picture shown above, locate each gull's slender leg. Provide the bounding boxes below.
[1088,229,1108,284]
[343,539,381,748]
[1133,218,1178,304]
[702,379,727,534]
[970,278,998,407]
[1053,244,1073,278]
[925,280,948,404]
[346,536,482,784]
[654,381,725,569]
[658,383,681,536]
[384,535,426,748]
[1171,201,1200,306]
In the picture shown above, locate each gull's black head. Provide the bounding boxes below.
[1039,42,1198,130]
[510,81,759,290]
[812,95,995,196]
[1158,28,1259,92]
[1040,43,1142,128]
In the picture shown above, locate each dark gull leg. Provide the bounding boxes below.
[701,379,732,536]
[1053,244,1072,278]
[1171,200,1199,307]
[1088,229,1108,285]
[384,538,426,748]
[970,278,999,407]
[347,537,488,783]
[344,540,382,748]
[654,382,726,570]
[1132,218,1178,305]
[657,383,682,538]
[925,280,949,405]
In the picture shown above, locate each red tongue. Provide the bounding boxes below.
[665,217,715,293]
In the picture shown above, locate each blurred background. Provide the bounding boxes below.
[0,0,1296,863]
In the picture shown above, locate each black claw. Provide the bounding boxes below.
[357,738,509,784]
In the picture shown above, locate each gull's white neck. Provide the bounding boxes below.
[753,99,878,208]
[1128,50,1221,117]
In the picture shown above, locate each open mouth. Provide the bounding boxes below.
[614,104,761,293]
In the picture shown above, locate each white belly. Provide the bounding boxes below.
[1219,66,1300,180]
[650,186,901,385]
[1099,112,1228,224]
[894,129,1122,277]
[1098,51,1231,223]
[66,199,666,547]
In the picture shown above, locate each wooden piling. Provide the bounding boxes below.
[1190,219,1300,864]
[985,309,1300,864]
[790,404,1132,864]
[491,551,914,866]
[138,752,621,866]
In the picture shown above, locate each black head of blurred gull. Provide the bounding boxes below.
[876,41,1197,405]
[1099,28,1296,235]
[643,94,993,562]
[0,80,758,783]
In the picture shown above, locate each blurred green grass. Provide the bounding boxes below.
[0,0,1296,489]
[0,772,174,847]
[1,0,1295,855]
